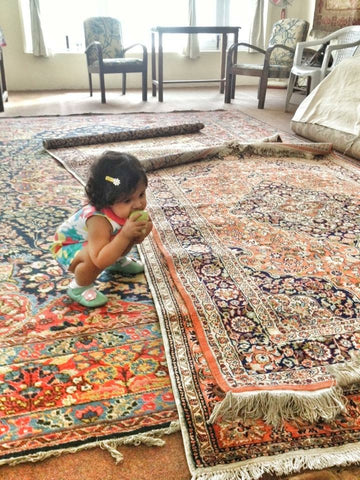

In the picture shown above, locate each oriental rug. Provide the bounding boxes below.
[0,109,283,467]
[139,142,360,479]
[7,109,360,478]
[0,113,184,466]
[51,112,360,480]
[43,110,292,185]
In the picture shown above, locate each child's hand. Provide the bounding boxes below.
[134,217,153,244]
[127,211,152,243]
[121,215,148,240]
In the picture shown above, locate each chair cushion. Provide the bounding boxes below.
[233,63,292,78]
[89,57,144,73]
[102,58,143,67]
[268,18,309,66]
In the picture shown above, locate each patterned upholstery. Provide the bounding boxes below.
[224,18,309,109]
[83,17,148,104]
[269,19,310,66]
[84,17,124,64]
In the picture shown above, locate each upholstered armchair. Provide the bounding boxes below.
[225,18,309,109]
[83,17,148,104]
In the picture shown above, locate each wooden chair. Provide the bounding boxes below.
[285,25,360,112]
[0,45,7,112]
[83,17,148,104]
[224,18,309,109]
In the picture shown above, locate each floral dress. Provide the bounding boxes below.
[50,204,126,270]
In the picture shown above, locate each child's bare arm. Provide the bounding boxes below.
[87,216,145,270]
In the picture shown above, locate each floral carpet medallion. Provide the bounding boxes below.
[139,144,360,479]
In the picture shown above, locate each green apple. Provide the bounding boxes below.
[129,210,149,222]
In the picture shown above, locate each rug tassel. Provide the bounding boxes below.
[99,420,180,463]
[99,441,125,463]
[0,421,180,467]
[215,139,333,160]
[328,351,360,387]
[190,441,360,480]
[208,387,346,427]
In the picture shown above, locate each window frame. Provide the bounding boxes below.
[19,0,255,55]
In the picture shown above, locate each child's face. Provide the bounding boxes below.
[110,181,147,219]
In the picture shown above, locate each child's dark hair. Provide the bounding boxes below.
[85,151,148,210]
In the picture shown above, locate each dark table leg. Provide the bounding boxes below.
[231,30,238,99]
[158,32,163,102]
[151,31,157,97]
[220,33,227,93]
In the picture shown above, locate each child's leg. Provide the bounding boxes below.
[68,245,107,307]
[107,241,144,275]
[69,244,102,285]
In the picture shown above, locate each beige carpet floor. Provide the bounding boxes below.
[1,86,360,480]
[0,85,303,136]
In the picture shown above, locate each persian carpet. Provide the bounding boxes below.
[137,142,360,479]
[0,113,194,466]
[0,110,283,467]
[43,110,292,185]
[50,111,360,480]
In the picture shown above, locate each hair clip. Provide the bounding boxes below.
[105,176,120,186]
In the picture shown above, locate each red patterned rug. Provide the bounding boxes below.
[7,110,360,478]
[37,111,360,478]
[0,110,282,467]
[0,113,185,466]
[139,142,360,479]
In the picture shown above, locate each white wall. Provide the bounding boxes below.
[1,0,314,92]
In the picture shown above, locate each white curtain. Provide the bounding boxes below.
[249,0,265,49]
[183,0,200,59]
[30,0,48,57]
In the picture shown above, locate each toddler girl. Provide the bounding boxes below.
[50,150,152,307]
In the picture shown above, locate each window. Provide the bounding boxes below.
[20,0,256,54]
[196,0,257,49]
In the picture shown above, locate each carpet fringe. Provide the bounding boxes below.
[208,387,346,427]
[224,139,333,158]
[100,420,180,463]
[191,442,360,480]
[328,351,360,387]
[0,420,180,467]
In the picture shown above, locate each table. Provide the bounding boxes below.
[151,26,240,102]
